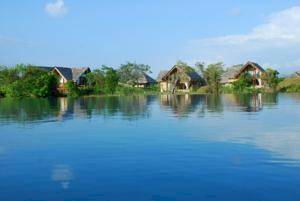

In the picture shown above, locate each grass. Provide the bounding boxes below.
[278,78,300,92]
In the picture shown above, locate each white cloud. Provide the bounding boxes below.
[185,6,300,71]
[45,0,68,17]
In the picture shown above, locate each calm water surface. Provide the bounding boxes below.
[1,94,300,201]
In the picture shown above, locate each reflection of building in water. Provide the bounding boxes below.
[51,165,73,189]
[223,93,263,112]
[117,95,152,120]
[58,98,68,117]
[160,94,203,117]
[56,98,90,121]
[56,98,73,121]
[55,96,153,121]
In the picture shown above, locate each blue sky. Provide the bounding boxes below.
[1,0,300,76]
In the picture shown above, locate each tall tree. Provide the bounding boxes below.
[86,69,105,91]
[197,62,224,93]
[195,61,205,75]
[262,68,280,91]
[118,62,151,85]
[102,66,119,94]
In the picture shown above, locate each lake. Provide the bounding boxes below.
[1,94,300,201]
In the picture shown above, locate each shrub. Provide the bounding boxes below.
[65,81,80,97]
[0,65,58,98]
[196,86,209,94]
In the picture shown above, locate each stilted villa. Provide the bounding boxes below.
[158,65,203,93]
[221,61,266,88]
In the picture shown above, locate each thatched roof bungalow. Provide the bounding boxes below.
[221,61,266,88]
[52,67,91,87]
[134,72,157,88]
[159,65,203,93]
[125,72,156,88]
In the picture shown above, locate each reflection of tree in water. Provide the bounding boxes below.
[222,93,278,112]
[160,94,204,117]
[54,96,153,121]
[205,95,224,113]
[285,93,300,103]
[222,94,262,112]
[0,95,153,123]
[117,95,154,120]
[0,98,60,124]
[0,94,280,123]
[261,93,278,107]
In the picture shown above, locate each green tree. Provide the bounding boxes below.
[118,62,151,85]
[176,60,196,73]
[102,66,119,94]
[86,69,105,93]
[232,72,253,93]
[262,68,279,91]
[200,62,224,93]
[65,81,80,97]
[195,61,205,75]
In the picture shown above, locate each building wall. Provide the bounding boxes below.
[160,81,168,92]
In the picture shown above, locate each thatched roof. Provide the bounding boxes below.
[72,68,91,82]
[161,65,202,81]
[35,66,53,72]
[137,72,156,84]
[221,62,265,84]
[157,70,168,82]
[53,67,90,82]
[235,61,265,77]
[221,65,243,84]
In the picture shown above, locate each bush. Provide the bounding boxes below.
[0,65,58,98]
[116,86,144,95]
[195,86,209,94]
[65,81,80,97]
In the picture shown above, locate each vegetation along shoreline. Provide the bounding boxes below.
[0,60,300,98]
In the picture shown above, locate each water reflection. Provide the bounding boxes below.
[0,94,288,123]
[0,98,60,123]
[159,94,205,117]
[222,94,263,112]
[159,93,279,117]
[208,128,300,165]
[0,146,5,158]
[0,95,155,123]
[1,94,300,201]
[51,165,73,189]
